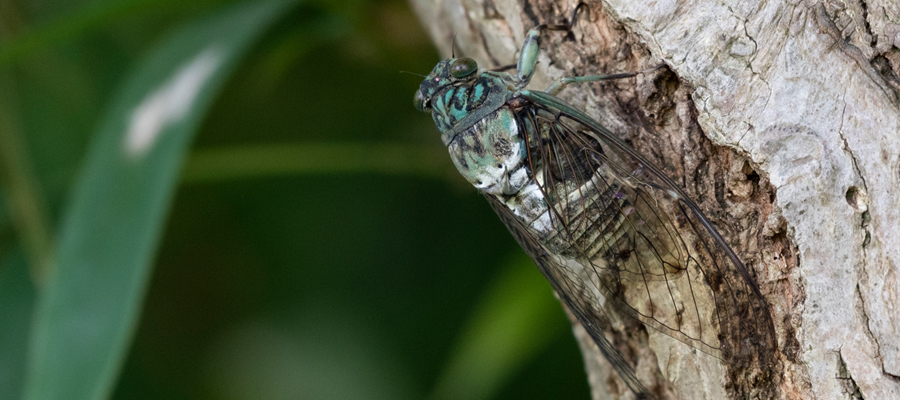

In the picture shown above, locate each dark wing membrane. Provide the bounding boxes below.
[484,195,655,399]
[507,90,776,367]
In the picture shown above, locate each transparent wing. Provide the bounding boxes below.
[485,195,656,398]
[486,90,776,392]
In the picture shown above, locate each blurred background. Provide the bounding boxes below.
[0,0,590,399]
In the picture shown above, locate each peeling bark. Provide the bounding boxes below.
[409,0,900,398]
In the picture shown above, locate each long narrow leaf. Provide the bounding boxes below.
[23,1,297,399]
[0,250,35,400]
[429,254,569,400]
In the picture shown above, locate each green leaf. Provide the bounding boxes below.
[0,0,230,66]
[181,142,451,183]
[22,1,297,399]
[0,250,36,400]
[429,254,569,400]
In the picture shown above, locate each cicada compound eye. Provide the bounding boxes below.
[449,58,478,78]
[413,90,429,111]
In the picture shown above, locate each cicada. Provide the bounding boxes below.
[414,4,775,398]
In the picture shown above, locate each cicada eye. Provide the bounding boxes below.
[449,58,478,78]
[413,90,429,111]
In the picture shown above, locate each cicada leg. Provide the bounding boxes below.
[544,63,665,95]
[513,3,664,94]
[514,3,587,89]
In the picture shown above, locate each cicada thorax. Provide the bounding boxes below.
[427,72,512,145]
[430,78,492,132]
[445,105,532,196]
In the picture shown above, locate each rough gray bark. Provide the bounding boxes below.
[409,0,900,398]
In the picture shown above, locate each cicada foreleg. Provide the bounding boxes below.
[513,3,587,89]
[512,3,664,95]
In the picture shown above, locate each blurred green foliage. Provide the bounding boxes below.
[0,0,590,399]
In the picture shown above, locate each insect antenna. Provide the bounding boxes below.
[451,32,458,58]
[399,71,427,78]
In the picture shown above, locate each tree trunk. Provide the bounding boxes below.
[409,0,900,398]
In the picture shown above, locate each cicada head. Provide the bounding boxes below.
[414,57,478,112]
[414,57,511,145]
